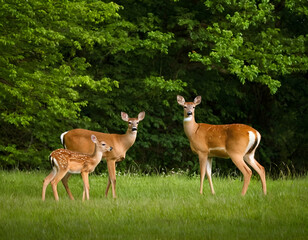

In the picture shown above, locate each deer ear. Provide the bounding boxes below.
[177,95,185,106]
[91,135,97,143]
[194,96,202,105]
[121,112,129,122]
[138,111,145,121]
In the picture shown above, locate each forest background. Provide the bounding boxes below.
[0,0,307,176]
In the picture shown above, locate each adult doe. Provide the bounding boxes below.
[177,95,266,195]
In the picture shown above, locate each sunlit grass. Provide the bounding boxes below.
[0,171,307,239]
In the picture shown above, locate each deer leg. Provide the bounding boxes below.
[42,168,57,201]
[244,154,267,195]
[198,153,208,195]
[51,170,68,201]
[206,158,215,195]
[107,160,117,199]
[81,172,90,201]
[230,154,252,196]
[61,173,74,200]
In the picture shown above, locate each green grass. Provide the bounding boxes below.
[0,171,307,240]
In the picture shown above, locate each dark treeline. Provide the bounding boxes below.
[0,0,307,176]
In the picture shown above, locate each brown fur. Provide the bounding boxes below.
[42,135,112,201]
[177,95,266,195]
[61,112,145,199]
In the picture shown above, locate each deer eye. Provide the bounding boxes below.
[137,121,139,124]
[102,143,106,146]
[129,121,132,125]
[184,106,187,109]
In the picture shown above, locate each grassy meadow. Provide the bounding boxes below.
[0,170,307,240]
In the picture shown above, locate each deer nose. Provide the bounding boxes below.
[187,111,192,116]
[110,147,113,151]
[132,127,138,131]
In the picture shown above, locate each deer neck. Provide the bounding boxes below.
[120,130,137,150]
[183,115,199,140]
[91,145,103,164]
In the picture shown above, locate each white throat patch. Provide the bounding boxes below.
[183,116,193,122]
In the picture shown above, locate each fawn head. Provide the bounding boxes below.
[91,135,113,152]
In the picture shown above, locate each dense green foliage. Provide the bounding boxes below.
[0,171,307,239]
[0,0,307,174]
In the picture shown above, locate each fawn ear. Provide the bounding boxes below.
[91,135,97,143]
[121,112,129,122]
[194,96,202,105]
[177,95,185,106]
[138,111,145,121]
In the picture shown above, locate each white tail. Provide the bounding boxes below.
[177,95,266,195]
[60,111,145,199]
[60,131,68,147]
[42,135,112,201]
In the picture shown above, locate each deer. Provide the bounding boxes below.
[60,111,145,199]
[42,135,113,201]
[177,95,266,196]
